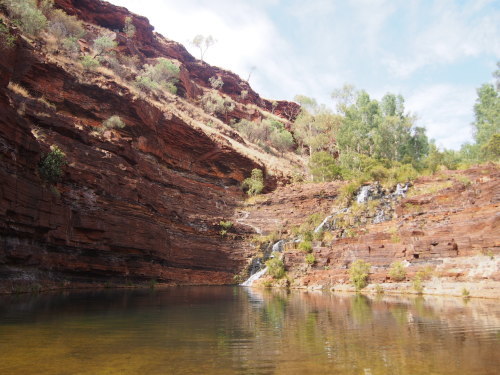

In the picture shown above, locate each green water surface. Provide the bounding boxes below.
[0,287,498,375]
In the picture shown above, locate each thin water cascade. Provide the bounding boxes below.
[356,185,371,204]
[394,183,409,197]
[240,267,268,287]
[241,240,285,287]
[314,215,333,233]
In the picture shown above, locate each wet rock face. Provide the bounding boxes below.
[0,20,267,291]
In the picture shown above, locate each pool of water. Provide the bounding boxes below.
[0,287,498,375]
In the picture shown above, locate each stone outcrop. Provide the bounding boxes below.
[239,165,499,296]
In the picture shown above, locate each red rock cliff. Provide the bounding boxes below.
[0,0,298,292]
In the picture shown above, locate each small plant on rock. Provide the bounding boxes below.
[298,241,313,253]
[219,220,233,237]
[388,261,406,281]
[349,259,371,291]
[305,253,316,265]
[101,115,125,131]
[39,145,66,183]
[81,55,99,70]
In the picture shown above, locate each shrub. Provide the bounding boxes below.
[209,76,223,89]
[123,16,136,38]
[298,241,312,253]
[1,0,47,35]
[309,151,342,182]
[81,55,99,70]
[0,21,16,48]
[135,75,159,91]
[242,168,264,196]
[462,288,470,298]
[369,165,390,181]
[349,259,371,291]
[102,115,125,131]
[61,36,79,54]
[48,8,85,39]
[305,253,316,265]
[201,91,234,118]
[388,261,406,281]
[39,145,66,183]
[270,129,294,155]
[136,58,179,95]
[265,253,285,279]
[93,35,117,56]
[235,119,272,143]
[219,220,233,229]
[219,220,232,236]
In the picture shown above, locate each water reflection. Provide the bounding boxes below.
[0,287,498,375]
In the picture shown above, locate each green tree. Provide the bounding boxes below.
[472,83,499,147]
[309,151,341,182]
[242,169,264,196]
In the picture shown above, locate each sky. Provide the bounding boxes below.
[110,0,499,150]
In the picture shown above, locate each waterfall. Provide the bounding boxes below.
[314,215,333,233]
[241,240,285,287]
[272,239,285,252]
[356,185,371,204]
[240,267,268,287]
[394,183,409,197]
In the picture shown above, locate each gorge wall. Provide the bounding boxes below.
[0,0,298,292]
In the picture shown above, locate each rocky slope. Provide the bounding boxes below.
[0,0,300,293]
[238,165,500,298]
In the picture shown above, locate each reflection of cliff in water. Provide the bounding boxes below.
[0,288,498,375]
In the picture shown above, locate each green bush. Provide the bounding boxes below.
[0,21,15,48]
[61,36,79,54]
[136,58,179,95]
[48,8,85,39]
[209,76,223,89]
[309,151,342,182]
[265,253,285,279]
[270,129,294,155]
[39,145,66,183]
[388,261,406,281]
[93,35,117,56]
[81,55,99,70]
[219,220,233,229]
[349,259,371,291]
[242,168,264,196]
[305,253,316,265]
[219,220,232,236]
[123,16,136,38]
[1,0,47,35]
[102,115,125,131]
[298,241,312,253]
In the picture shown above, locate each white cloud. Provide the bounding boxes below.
[383,1,500,77]
[406,84,477,150]
[109,0,495,149]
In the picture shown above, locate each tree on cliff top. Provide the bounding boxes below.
[191,34,216,62]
